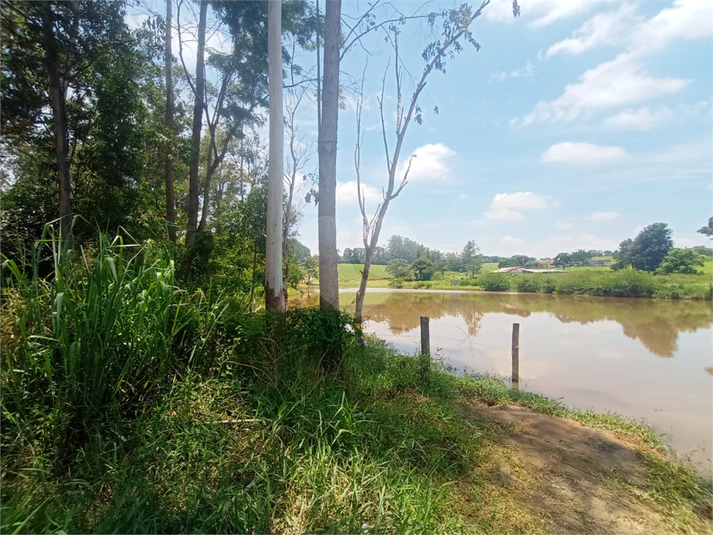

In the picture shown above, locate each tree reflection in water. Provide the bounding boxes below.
[296,291,712,358]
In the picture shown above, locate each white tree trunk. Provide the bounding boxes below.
[164,0,177,243]
[265,0,285,310]
[318,0,341,310]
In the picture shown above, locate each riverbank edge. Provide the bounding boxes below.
[298,279,713,300]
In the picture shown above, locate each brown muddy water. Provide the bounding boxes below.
[297,289,713,473]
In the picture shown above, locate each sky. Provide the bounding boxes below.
[128,0,713,258]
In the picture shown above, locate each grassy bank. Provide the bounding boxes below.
[346,269,711,299]
[2,240,711,533]
[331,263,712,299]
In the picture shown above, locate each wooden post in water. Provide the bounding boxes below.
[420,316,430,386]
[511,323,520,391]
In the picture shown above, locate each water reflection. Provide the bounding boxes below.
[298,291,712,358]
[296,290,713,470]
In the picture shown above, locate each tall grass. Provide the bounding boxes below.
[1,226,226,468]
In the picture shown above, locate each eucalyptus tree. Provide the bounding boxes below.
[265,0,285,309]
[165,0,177,242]
[317,0,341,310]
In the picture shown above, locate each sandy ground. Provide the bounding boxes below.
[464,404,713,535]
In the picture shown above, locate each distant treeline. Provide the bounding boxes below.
[338,235,497,270]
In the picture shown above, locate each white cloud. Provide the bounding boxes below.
[576,234,619,251]
[336,181,381,206]
[545,3,639,57]
[523,53,689,124]
[526,1,710,125]
[397,143,456,182]
[554,221,574,230]
[604,101,710,130]
[484,209,524,221]
[490,62,535,83]
[491,192,549,211]
[587,211,621,221]
[483,0,616,28]
[546,234,618,252]
[542,142,627,163]
[484,192,548,222]
[500,236,525,246]
[629,0,713,56]
[603,107,674,130]
[547,235,575,245]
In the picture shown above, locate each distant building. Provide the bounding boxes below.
[493,266,526,273]
[493,266,564,274]
[538,259,555,266]
[588,259,611,267]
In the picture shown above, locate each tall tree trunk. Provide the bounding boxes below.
[248,239,258,312]
[214,175,224,234]
[199,164,212,230]
[239,140,245,202]
[185,0,207,248]
[355,200,388,321]
[265,0,285,310]
[198,141,214,231]
[282,178,294,280]
[318,0,341,310]
[164,0,177,242]
[43,3,72,238]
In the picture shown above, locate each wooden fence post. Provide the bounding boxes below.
[420,316,430,387]
[511,323,520,391]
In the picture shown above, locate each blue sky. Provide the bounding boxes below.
[128,0,713,258]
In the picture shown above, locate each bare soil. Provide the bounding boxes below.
[464,404,713,535]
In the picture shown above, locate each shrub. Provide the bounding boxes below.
[515,276,539,293]
[539,276,557,294]
[479,273,510,292]
[599,270,656,298]
[388,277,404,289]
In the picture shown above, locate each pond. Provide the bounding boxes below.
[297,289,713,473]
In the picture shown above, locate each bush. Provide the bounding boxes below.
[389,277,404,289]
[516,276,539,293]
[539,276,558,294]
[479,273,510,292]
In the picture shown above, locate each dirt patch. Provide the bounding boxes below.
[462,404,713,535]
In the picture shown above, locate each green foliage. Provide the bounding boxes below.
[302,255,318,284]
[1,227,226,465]
[387,258,411,279]
[516,276,539,292]
[630,223,674,272]
[388,277,404,288]
[554,252,572,269]
[656,249,705,275]
[411,256,434,281]
[479,273,510,292]
[697,216,713,239]
[289,239,311,263]
[461,240,481,277]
